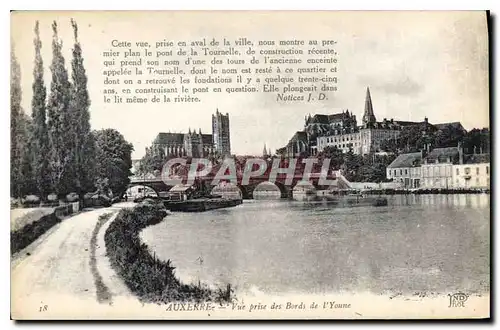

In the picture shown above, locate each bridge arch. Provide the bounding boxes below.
[211,182,243,199]
[292,180,317,200]
[126,184,160,199]
[252,181,289,199]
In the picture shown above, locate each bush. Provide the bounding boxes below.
[104,203,232,304]
[47,194,58,201]
[11,211,60,254]
[10,198,20,208]
[66,192,79,202]
[23,195,40,207]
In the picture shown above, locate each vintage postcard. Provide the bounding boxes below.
[10,10,490,320]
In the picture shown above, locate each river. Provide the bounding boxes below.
[140,194,490,297]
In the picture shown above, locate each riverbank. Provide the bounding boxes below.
[362,188,490,195]
[104,202,232,304]
[11,204,76,254]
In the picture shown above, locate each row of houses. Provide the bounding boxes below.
[387,143,490,189]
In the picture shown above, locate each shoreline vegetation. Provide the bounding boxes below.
[104,201,233,304]
[11,204,74,255]
[90,212,114,304]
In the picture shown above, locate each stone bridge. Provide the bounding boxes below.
[128,172,337,199]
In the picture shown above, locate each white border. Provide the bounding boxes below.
[3,1,498,328]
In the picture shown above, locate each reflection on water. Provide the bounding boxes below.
[141,194,490,296]
[253,190,281,200]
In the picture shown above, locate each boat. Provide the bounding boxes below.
[321,189,388,207]
[166,197,243,212]
[161,183,243,212]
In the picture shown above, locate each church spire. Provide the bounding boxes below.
[263,143,268,157]
[362,87,377,125]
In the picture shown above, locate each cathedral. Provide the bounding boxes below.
[152,110,231,158]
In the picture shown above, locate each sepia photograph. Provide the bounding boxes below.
[9,10,490,320]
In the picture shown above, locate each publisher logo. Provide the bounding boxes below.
[448,293,468,308]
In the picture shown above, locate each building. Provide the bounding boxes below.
[317,129,361,154]
[358,119,405,155]
[285,131,309,157]
[282,86,465,158]
[386,152,422,188]
[453,153,490,189]
[314,87,424,155]
[167,184,195,201]
[153,129,214,158]
[262,143,269,157]
[421,146,461,189]
[212,109,231,156]
[184,128,214,158]
[387,142,490,190]
[151,110,231,158]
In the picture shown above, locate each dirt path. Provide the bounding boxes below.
[11,203,136,319]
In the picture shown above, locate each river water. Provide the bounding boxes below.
[141,194,490,296]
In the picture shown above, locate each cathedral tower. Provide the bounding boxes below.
[212,109,231,156]
[362,87,377,125]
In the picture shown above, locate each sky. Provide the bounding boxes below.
[10,11,489,159]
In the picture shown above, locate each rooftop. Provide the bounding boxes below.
[387,152,422,168]
[424,147,460,164]
[289,131,308,143]
[434,122,466,132]
[154,132,213,145]
[463,153,490,164]
[306,111,354,125]
[154,132,184,145]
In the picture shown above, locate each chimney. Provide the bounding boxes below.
[421,143,428,158]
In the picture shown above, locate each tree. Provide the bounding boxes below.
[69,19,96,205]
[94,129,134,198]
[342,149,364,182]
[11,44,35,198]
[19,113,37,196]
[318,145,344,170]
[10,44,23,198]
[463,128,490,154]
[357,163,388,182]
[434,124,466,149]
[138,144,167,175]
[380,138,398,154]
[31,21,51,199]
[47,21,75,198]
